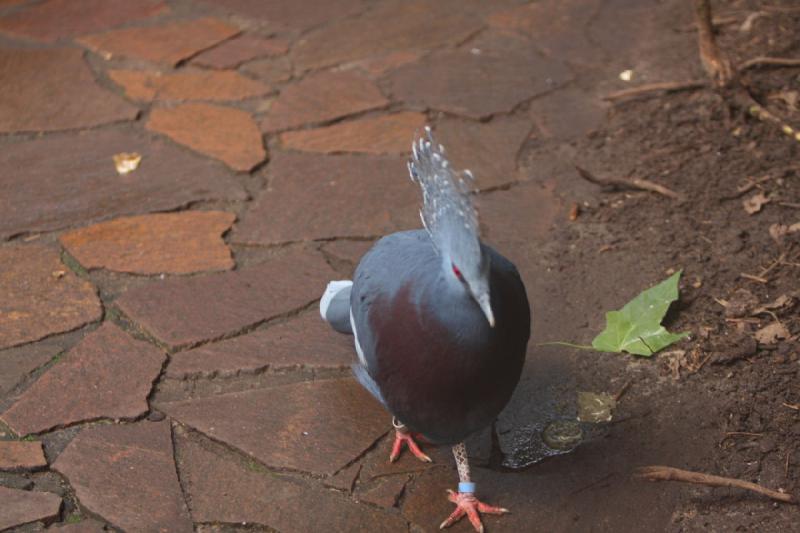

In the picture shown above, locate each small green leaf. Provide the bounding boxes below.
[591,271,690,356]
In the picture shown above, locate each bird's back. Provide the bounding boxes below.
[351,230,530,444]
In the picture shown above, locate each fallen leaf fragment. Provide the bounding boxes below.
[769,222,800,243]
[577,391,616,423]
[743,191,770,215]
[591,271,690,356]
[112,152,142,175]
[753,322,790,344]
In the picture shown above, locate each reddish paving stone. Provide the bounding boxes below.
[202,0,367,32]
[356,475,409,508]
[321,239,375,276]
[175,432,406,532]
[231,152,418,244]
[0,129,245,240]
[47,519,107,532]
[147,103,265,171]
[351,50,424,77]
[324,461,361,492]
[0,486,62,530]
[59,211,236,275]
[192,34,289,69]
[0,342,59,397]
[528,85,607,140]
[52,421,192,533]
[0,0,167,42]
[109,69,270,102]
[115,247,335,348]
[480,181,562,248]
[280,111,425,154]
[0,441,47,471]
[388,37,572,119]
[167,312,353,378]
[488,0,604,65]
[240,55,292,85]
[293,0,483,70]
[0,324,165,436]
[78,17,239,66]
[434,116,532,190]
[160,378,388,475]
[261,70,388,132]
[0,48,137,134]
[0,246,101,350]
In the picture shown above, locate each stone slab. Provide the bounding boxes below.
[356,475,408,508]
[279,111,425,154]
[0,246,102,350]
[160,378,387,476]
[231,151,418,244]
[239,55,292,85]
[0,323,165,436]
[0,344,55,398]
[147,103,265,171]
[388,35,572,119]
[47,519,107,532]
[109,69,270,102]
[52,421,192,533]
[261,70,387,132]
[78,17,239,66]
[0,47,138,133]
[167,311,354,378]
[191,34,288,69]
[0,486,61,531]
[59,211,235,275]
[115,247,335,348]
[293,0,482,70]
[175,431,406,532]
[435,116,532,190]
[0,0,166,42]
[0,441,47,471]
[0,128,246,239]
[202,0,367,32]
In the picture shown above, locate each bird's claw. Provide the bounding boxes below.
[439,489,509,532]
[389,429,432,463]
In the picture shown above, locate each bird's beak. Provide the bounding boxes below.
[477,293,495,328]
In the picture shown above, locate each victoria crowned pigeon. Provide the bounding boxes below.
[320,128,530,532]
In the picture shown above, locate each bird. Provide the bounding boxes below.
[320,127,530,532]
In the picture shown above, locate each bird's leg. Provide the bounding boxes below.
[439,443,508,533]
[389,417,432,463]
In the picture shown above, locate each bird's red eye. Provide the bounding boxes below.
[452,263,464,281]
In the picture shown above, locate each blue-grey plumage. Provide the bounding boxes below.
[320,127,530,530]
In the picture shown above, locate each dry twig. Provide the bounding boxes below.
[575,165,684,200]
[603,80,707,101]
[636,465,796,503]
[739,56,800,71]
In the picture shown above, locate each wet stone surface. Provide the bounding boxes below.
[0,128,246,239]
[0,486,62,531]
[0,47,138,133]
[166,311,354,379]
[59,211,236,275]
[147,102,266,171]
[115,247,335,348]
[0,0,167,42]
[159,378,388,476]
[232,151,418,244]
[0,246,102,351]
[52,420,192,532]
[0,323,165,436]
[261,70,388,133]
[78,17,240,66]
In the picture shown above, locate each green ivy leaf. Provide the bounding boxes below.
[591,271,690,356]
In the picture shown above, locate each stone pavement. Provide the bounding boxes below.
[0,0,700,531]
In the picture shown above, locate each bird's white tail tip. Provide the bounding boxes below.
[320,280,353,321]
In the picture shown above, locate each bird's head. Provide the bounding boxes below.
[408,127,495,328]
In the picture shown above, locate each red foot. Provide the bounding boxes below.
[439,490,509,532]
[389,429,432,463]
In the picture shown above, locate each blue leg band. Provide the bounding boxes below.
[458,481,476,494]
